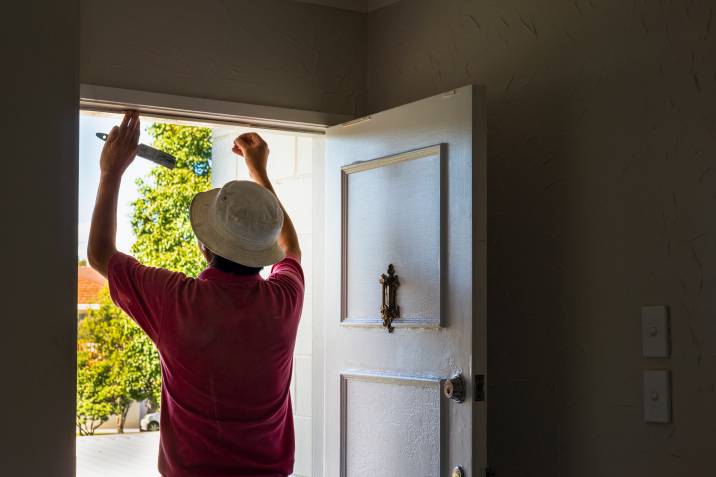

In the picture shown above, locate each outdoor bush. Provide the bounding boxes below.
[77,289,161,434]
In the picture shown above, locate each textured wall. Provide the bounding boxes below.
[0,1,78,476]
[366,1,716,476]
[80,0,364,115]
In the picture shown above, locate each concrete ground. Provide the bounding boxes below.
[77,432,303,476]
[76,432,160,477]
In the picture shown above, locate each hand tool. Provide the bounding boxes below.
[96,132,176,169]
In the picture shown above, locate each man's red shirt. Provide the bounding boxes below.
[107,251,304,477]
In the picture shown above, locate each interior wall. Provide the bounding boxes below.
[365,1,716,476]
[0,1,78,476]
[80,0,365,116]
[6,0,710,475]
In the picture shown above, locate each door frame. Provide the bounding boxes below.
[80,83,351,134]
[79,84,348,477]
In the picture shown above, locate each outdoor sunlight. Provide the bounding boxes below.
[76,112,316,477]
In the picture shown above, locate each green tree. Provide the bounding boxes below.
[78,288,161,433]
[131,123,213,276]
[76,350,113,436]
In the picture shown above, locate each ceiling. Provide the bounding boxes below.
[295,0,400,13]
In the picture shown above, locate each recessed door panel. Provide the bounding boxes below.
[341,372,442,477]
[342,145,443,327]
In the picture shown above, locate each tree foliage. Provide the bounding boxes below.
[76,350,113,436]
[77,289,161,434]
[131,123,213,276]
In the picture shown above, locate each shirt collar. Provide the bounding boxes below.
[198,267,263,283]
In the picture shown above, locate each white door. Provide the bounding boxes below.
[322,85,487,477]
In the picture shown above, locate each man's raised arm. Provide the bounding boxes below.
[87,111,140,277]
[232,132,301,261]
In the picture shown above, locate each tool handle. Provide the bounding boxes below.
[95,131,176,169]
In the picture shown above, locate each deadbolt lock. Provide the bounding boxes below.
[443,373,466,403]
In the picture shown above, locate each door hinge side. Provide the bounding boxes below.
[474,374,486,402]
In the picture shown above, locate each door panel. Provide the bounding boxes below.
[343,145,443,326]
[341,372,444,477]
[324,85,487,477]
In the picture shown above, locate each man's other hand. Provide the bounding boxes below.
[100,110,140,177]
[233,132,269,180]
[232,131,300,261]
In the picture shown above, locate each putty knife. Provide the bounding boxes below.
[96,132,177,169]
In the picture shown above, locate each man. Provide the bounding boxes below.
[88,111,304,477]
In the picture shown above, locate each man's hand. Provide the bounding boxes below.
[100,110,140,177]
[233,132,269,180]
[89,110,140,277]
[231,131,301,261]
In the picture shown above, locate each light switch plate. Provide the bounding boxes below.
[643,369,671,423]
[641,306,670,358]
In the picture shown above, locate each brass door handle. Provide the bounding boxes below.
[379,264,400,333]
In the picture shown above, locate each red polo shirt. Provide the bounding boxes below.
[107,251,304,477]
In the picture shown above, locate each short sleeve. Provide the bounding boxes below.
[107,251,183,344]
[267,255,305,309]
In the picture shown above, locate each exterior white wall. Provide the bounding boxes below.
[213,129,316,477]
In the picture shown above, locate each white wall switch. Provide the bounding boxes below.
[641,305,670,358]
[643,369,671,423]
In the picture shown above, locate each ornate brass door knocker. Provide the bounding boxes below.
[380,264,400,333]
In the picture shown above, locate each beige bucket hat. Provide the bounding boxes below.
[190,180,285,267]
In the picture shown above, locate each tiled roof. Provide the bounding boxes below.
[78,266,107,305]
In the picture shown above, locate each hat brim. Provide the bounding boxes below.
[190,189,285,268]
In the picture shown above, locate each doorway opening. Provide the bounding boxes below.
[76,108,324,477]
